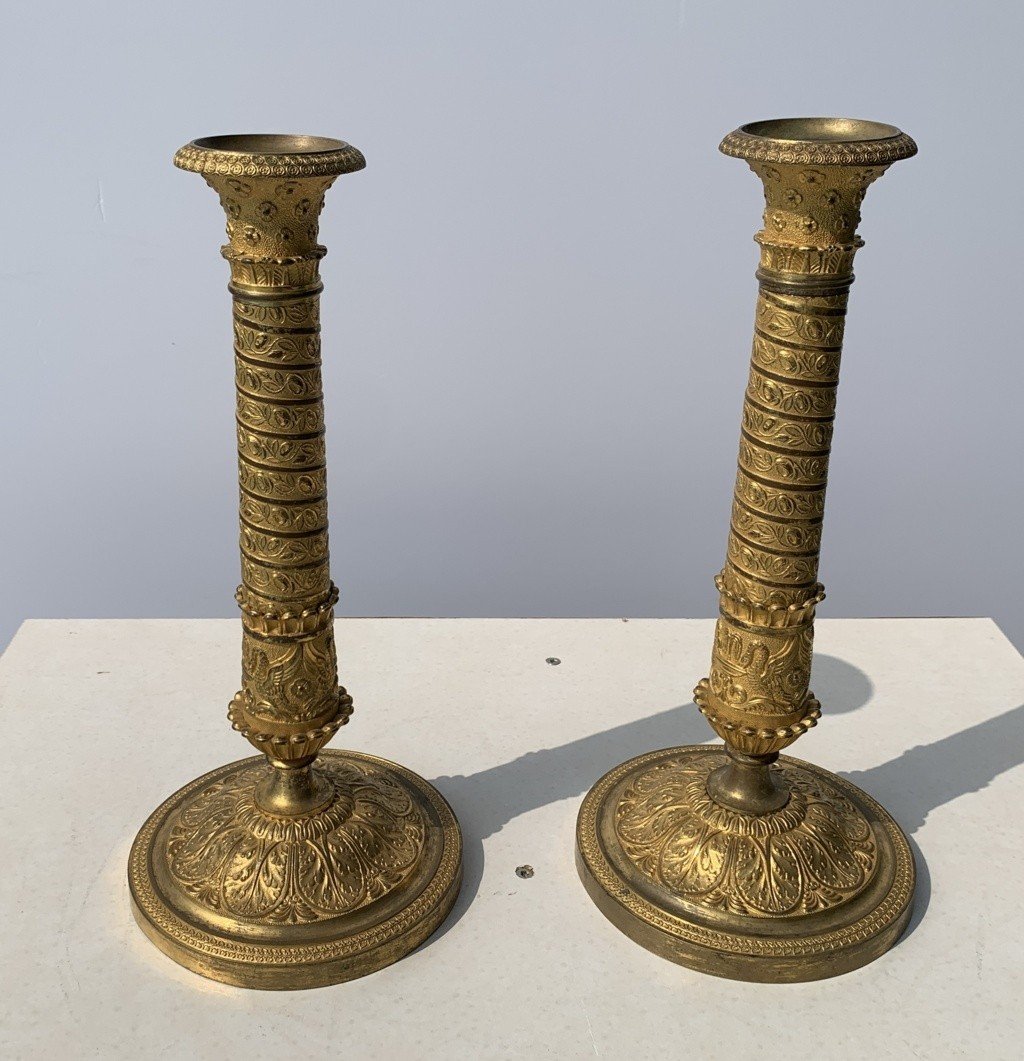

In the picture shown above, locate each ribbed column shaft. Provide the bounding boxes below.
[194,167,355,764]
[694,152,889,759]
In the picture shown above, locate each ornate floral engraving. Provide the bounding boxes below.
[240,496,328,534]
[727,535,819,585]
[708,225,841,756]
[234,321,322,365]
[614,754,877,916]
[746,368,837,417]
[236,426,326,469]
[225,200,342,748]
[734,470,827,520]
[165,756,426,924]
[240,526,329,566]
[742,404,834,452]
[730,500,822,553]
[750,334,841,382]
[231,257,323,288]
[757,243,858,276]
[237,463,327,502]
[235,361,322,401]
[241,628,339,723]
[236,394,325,435]
[234,298,319,329]
[718,564,821,613]
[756,299,845,347]
[709,622,813,716]
[241,555,329,599]
[738,437,830,485]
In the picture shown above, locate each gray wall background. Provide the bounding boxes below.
[2,1,1021,652]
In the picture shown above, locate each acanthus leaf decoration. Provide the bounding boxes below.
[613,755,877,917]
[166,758,427,924]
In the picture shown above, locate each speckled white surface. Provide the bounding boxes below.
[1,618,1022,1060]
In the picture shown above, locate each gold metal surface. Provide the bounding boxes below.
[576,118,918,982]
[129,135,462,989]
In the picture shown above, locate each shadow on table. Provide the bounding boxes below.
[843,701,1024,945]
[427,652,876,944]
[429,641,1024,956]
[811,652,875,714]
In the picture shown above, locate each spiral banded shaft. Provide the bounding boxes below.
[694,138,914,768]
[169,144,366,769]
[221,179,353,765]
[696,274,850,757]
[231,280,353,764]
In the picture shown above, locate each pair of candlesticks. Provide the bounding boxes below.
[129,117,918,989]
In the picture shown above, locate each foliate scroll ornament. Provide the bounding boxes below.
[239,496,328,535]
[241,555,330,600]
[716,570,825,629]
[694,678,821,756]
[613,754,876,916]
[734,469,827,521]
[236,426,326,470]
[228,690,352,762]
[229,257,323,291]
[746,367,837,418]
[707,621,814,718]
[235,361,323,402]
[762,289,850,316]
[742,404,834,452]
[726,535,820,586]
[730,501,823,555]
[750,334,841,383]
[240,525,329,568]
[706,235,849,755]
[234,297,320,330]
[756,240,859,277]
[756,298,846,348]
[237,464,327,503]
[165,756,425,925]
[241,628,339,721]
[233,320,322,365]
[737,437,830,486]
[236,394,326,435]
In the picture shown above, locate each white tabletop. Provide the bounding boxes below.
[1,618,1022,1059]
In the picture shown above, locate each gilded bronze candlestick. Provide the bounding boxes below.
[576,119,917,982]
[129,135,462,989]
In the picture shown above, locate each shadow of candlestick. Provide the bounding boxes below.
[427,652,877,943]
[427,653,1023,952]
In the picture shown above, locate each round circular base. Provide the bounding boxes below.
[129,750,462,989]
[576,745,914,983]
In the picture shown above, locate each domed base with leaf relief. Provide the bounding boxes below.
[129,749,462,989]
[575,745,914,982]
